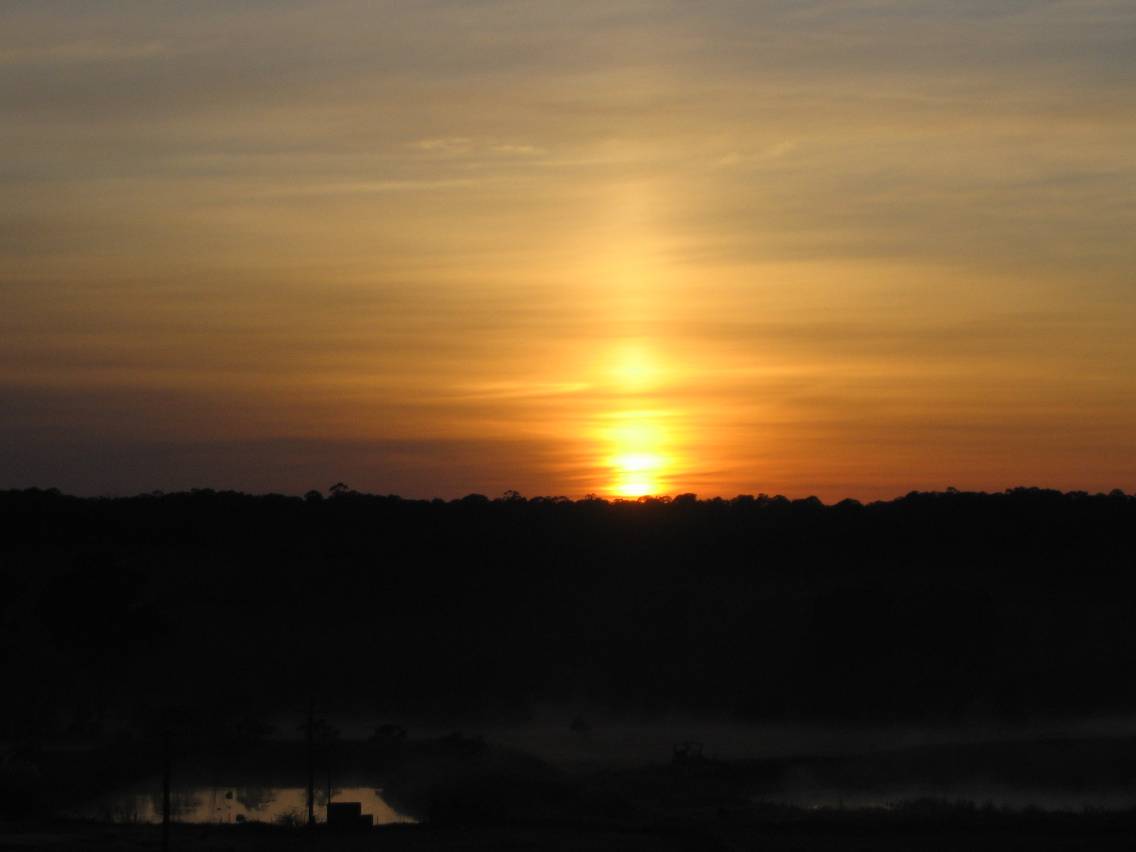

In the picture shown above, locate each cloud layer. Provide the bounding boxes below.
[3,1,1135,498]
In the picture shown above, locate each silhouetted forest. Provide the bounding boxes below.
[3,486,1135,742]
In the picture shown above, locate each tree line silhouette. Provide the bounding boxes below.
[3,485,1135,744]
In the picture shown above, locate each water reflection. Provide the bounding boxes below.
[74,785,415,826]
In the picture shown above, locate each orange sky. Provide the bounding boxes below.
[2,1,1135,500]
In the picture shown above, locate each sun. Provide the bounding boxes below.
[601,409,669,496]
[614,479,656,498]
[606,448,663,497]
[591,343,682,498]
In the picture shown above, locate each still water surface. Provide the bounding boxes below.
[73,784,416,825]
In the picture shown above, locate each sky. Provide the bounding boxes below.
[2,0,1135,500]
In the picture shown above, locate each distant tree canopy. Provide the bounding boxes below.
[2,486,1135,737]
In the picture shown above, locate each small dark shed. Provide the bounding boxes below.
[327,801,374,829]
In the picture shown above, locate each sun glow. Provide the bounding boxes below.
[609,343,660,392]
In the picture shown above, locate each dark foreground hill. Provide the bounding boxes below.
[2,486,1135,740]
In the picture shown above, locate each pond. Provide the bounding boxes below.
[70,784,417,825]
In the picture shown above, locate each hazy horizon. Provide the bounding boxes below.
[7,482,1132,504]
